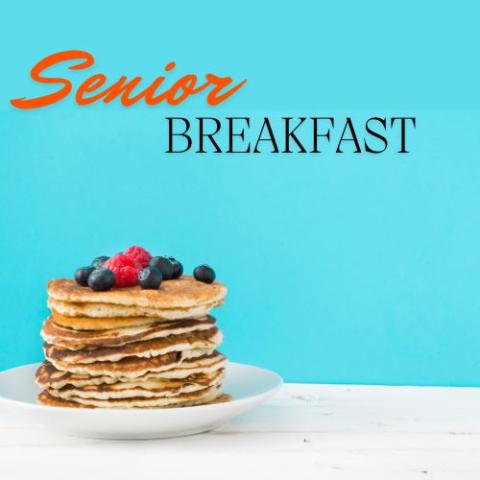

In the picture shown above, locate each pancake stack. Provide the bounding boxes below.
[36,276,229,408]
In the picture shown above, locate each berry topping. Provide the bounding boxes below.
[103,254,140,287]
[193,265,215,284]
[168,257,184,279]
[138,266,163,289]
[91,256,110,269]
[149,256,174,280]
[75,266,95,287]
[88,269,116,291]
[124,246,152,268]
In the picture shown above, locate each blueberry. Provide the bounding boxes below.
[88,268,115,291]
[75,266,95,286]
[193,265,215,284]
[168,257,184,279]
[91,256,110,269]
[138,266,163,289]
[149,256,174,280]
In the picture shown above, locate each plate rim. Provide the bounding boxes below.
[0,361,283,414]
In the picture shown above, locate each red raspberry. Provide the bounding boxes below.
[124,245,152,268]
[103,254,139,288]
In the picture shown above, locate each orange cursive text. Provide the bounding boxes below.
[10,50,247,109]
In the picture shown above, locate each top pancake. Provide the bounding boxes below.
[48,276,227,309]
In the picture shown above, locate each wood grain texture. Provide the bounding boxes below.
[1,383,480,479]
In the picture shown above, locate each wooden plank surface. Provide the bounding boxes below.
[1,383,479,479]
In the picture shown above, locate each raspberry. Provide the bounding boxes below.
[103,254,139,288]
[124,245,152,268]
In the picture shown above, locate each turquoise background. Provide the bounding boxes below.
[1,1,480,385]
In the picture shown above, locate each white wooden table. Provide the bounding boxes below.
[1,383,479,479]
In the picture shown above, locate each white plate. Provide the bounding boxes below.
[0,362,282,440]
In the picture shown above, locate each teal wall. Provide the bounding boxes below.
[1,0,480,385]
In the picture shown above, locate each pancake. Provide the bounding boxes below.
[48,277,227,309]
[66,384,223,408]
[36,354,228,389]
[48,350,221,379]
[51,312,167,330]
[48,297,222,319]
[50,370,224,400]
[38,389,232,409]
[38,390,95,408]
[42,315,216,349]
[39,274,230,409]
[57,384,223,408]
[44,328,222,364]
[45,384,223,408]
